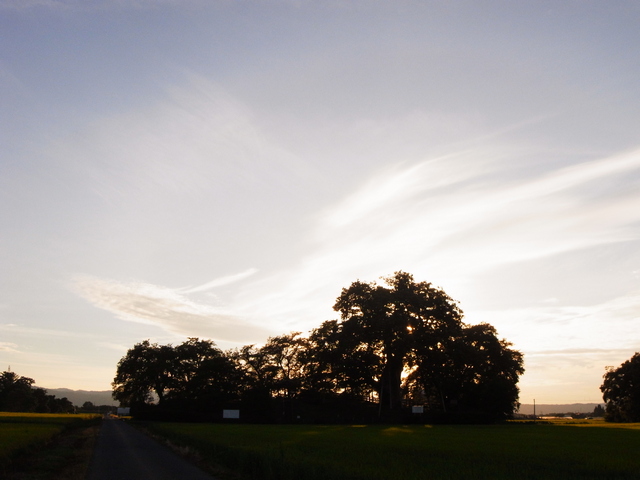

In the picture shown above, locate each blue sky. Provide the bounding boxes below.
[1,0,640,404]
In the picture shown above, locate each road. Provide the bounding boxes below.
[86,417,217,480]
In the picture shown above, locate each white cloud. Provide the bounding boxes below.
[64,140,640,350]
[96,342,131,352]
[473,292,640,352]
[313,146,640,278]
[72,274,275,344]
[218,145,640,337]
[321,149,499,230]
[178,268,259,294]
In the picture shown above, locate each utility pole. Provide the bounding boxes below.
[533,399,536,421]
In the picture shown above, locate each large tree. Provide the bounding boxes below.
[113,338,240,410]
[334,271,465,411]
[112,340,176,406]
[333,272,524,418]
[601,352,640,422]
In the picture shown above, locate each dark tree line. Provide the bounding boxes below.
[113,272,525,423]
[0,371,74,413]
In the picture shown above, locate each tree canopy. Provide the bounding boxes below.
[601,352,640,422]
[331,272,523,419]
[112,272,524,422]
[112,338,238,411]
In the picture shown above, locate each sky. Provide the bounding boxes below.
[1,0,640,405]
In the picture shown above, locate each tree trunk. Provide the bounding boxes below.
[381,355,404,411]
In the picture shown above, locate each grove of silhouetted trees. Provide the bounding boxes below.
[113,272,525,423]
[0,370,74,413]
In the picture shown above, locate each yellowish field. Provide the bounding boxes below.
[0,412,95,419]
[511,418,640,429]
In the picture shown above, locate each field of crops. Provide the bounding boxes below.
[145,420,640,480]
[0,412,100,474]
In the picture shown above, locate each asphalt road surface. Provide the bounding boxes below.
[86,417,217,480]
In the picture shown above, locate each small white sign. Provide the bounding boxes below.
[412,406,424,414]
[223,409,240,419]
[117,407,130,416]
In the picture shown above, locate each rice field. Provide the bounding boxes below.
[0,413,100,472]
[144,420,640,480]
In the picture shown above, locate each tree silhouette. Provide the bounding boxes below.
[0,371,36,412]
[113,338,240,412]
[112,340,175,406]
[0,371,74,413]
[601,352,640,422]
[334,272,466,412]
[333,272,524,419]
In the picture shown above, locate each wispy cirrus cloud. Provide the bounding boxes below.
[315,146,640,284]
[217,145,640,339]
[178,268,258,294]
[72,273,275,346]
[475,292,640,352]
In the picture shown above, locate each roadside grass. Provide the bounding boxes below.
[0,413,101,479]
[143,421,640,480]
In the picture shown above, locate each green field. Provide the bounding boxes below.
[144,420,640,480]
[0,412,100,474]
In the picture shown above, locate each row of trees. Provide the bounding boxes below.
[0,371,74,413]
[113,272,525,423]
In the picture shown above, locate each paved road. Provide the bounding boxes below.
[86,418,217,480]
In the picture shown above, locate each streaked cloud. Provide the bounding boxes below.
[314,147,640,276]
[230,146,640,331]
[474,292,640,353]
[72,274,275,345]
[178,268,259,294]
[96,342,131,352]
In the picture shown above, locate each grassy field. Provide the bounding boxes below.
[0,412,101,478]
[143,419,640,480]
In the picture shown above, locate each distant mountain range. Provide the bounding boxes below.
[517,403,603,415]
[40,388,117,407]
